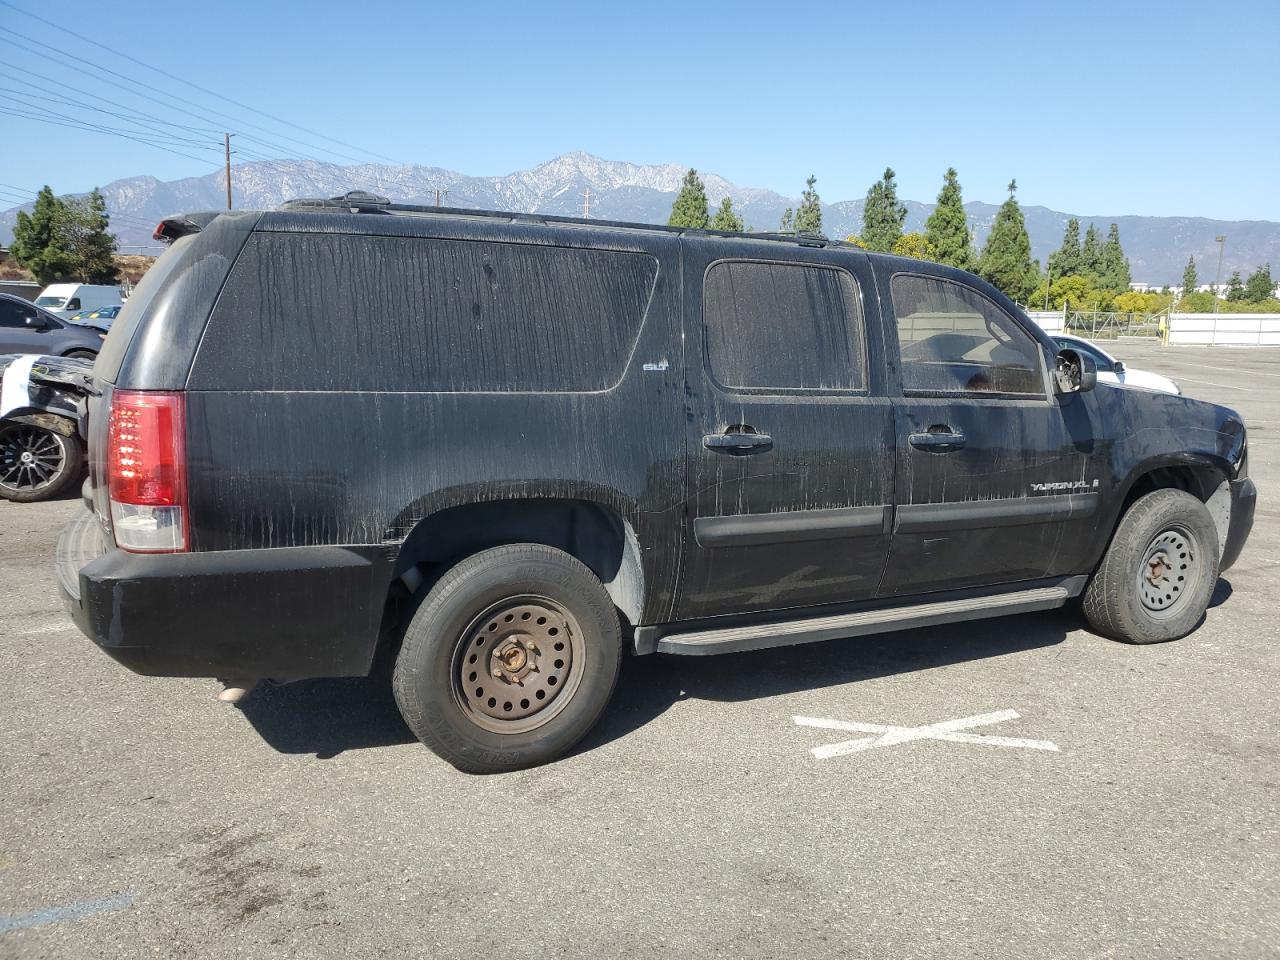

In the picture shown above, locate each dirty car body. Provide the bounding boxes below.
[55,198,1256,771]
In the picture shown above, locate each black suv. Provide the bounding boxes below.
[57,196,1256,773]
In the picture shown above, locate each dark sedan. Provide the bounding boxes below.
[0,292,108,358]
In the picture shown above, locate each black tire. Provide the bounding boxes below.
[0,422,84,503]
[62,350,97,361]
[1083,488,1220,644]
[392,544,622,773]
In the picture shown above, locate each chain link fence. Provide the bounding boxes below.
[1060,308,1168,340]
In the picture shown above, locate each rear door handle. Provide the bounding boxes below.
[908,430,966,451]
[703,431,773,453]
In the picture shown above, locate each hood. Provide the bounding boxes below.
[0,353,96,392]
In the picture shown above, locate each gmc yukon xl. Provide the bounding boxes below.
[57,194,1256,773]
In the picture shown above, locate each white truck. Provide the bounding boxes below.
[33,283,122,320]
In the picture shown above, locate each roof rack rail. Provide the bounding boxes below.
[281,191,392,213]
[275,194,849,249]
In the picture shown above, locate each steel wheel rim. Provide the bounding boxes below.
[0,424,65,493]
[1137,524,1200,619]
[451,595,585,735]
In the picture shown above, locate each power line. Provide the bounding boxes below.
[0,0,398,164]
[0,41,389,198]
[0,25,383,168]
[0,105,219,164]
[0,33,343,169]
[0,80,223,149]
[0,88,221,151]
[0,63,220,136]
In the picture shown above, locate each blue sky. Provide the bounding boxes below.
[1,0,1277,219]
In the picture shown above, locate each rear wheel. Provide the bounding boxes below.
[1082,489,1219,643]
[392,544,622,773]
[0,422,83,503]
[62,350,97,361]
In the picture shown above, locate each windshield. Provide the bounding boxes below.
[34,296,66,308]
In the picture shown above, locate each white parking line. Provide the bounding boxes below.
[794,709,1059,760]
[1170,375,1249,391]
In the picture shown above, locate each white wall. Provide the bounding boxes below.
[1025,311,1064,335]
[1167,313,1280,346]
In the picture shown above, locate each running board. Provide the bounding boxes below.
[655,585,1073,656]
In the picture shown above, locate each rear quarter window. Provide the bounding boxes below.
[192,232,659,392]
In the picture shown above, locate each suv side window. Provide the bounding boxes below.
[890,274,1044,397]
[195,233,659,393]
[703,260,865,392]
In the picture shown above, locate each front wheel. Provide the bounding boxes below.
[1082,488,1220,644]
[0,422,84,502]
[392,544,622,773]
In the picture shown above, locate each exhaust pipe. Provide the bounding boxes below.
[216,680,256,703]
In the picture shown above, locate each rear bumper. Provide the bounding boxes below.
[1220,477,1256,573]
[57,511,396,681]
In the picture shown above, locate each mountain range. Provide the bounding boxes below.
[2,151,1276,285]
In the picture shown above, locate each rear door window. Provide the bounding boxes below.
[196,233,658,392]
[890,274,1044,397]
[702,260,865,392]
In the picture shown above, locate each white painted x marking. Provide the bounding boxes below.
[793,709,1059,760]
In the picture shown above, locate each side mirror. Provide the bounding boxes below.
[24,315,50,330]
[1054,348,1097,394]
[1112,360,1125,374]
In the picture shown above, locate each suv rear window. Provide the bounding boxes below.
[196,233,658,392]
[703,260,865,391]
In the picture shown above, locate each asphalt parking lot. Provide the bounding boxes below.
[2,342,1278,960]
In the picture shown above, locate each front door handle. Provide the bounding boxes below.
[908,430,966,452]
[703,431,773,454]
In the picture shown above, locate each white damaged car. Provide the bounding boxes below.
[1052,335,1180,394]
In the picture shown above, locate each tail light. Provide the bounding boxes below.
[106,390,188,552]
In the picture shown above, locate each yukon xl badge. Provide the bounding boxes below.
[1029,479,1100,493]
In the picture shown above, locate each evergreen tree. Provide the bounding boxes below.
[923,167,974,270]
[668,169,709,228]
[794,175,822,234]
[9,185,118,285]
[1099,223,1131,294]
[1181,256,1198,298]
[1046,218,1082,280]
[1245,263,1275,302]
[9,186,77,285]
[69,189,119,284]
[861,167,907,252]
[779,208,794,233]
[1225,271,1247,301]
[977,179,1038,303]
[1080,223,1104,280]
[709,196,744,233]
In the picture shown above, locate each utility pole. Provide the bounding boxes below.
[1213,235,1226,314]
[435,188,441,207]
[583,187,590,219]
[224,133,234,210]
